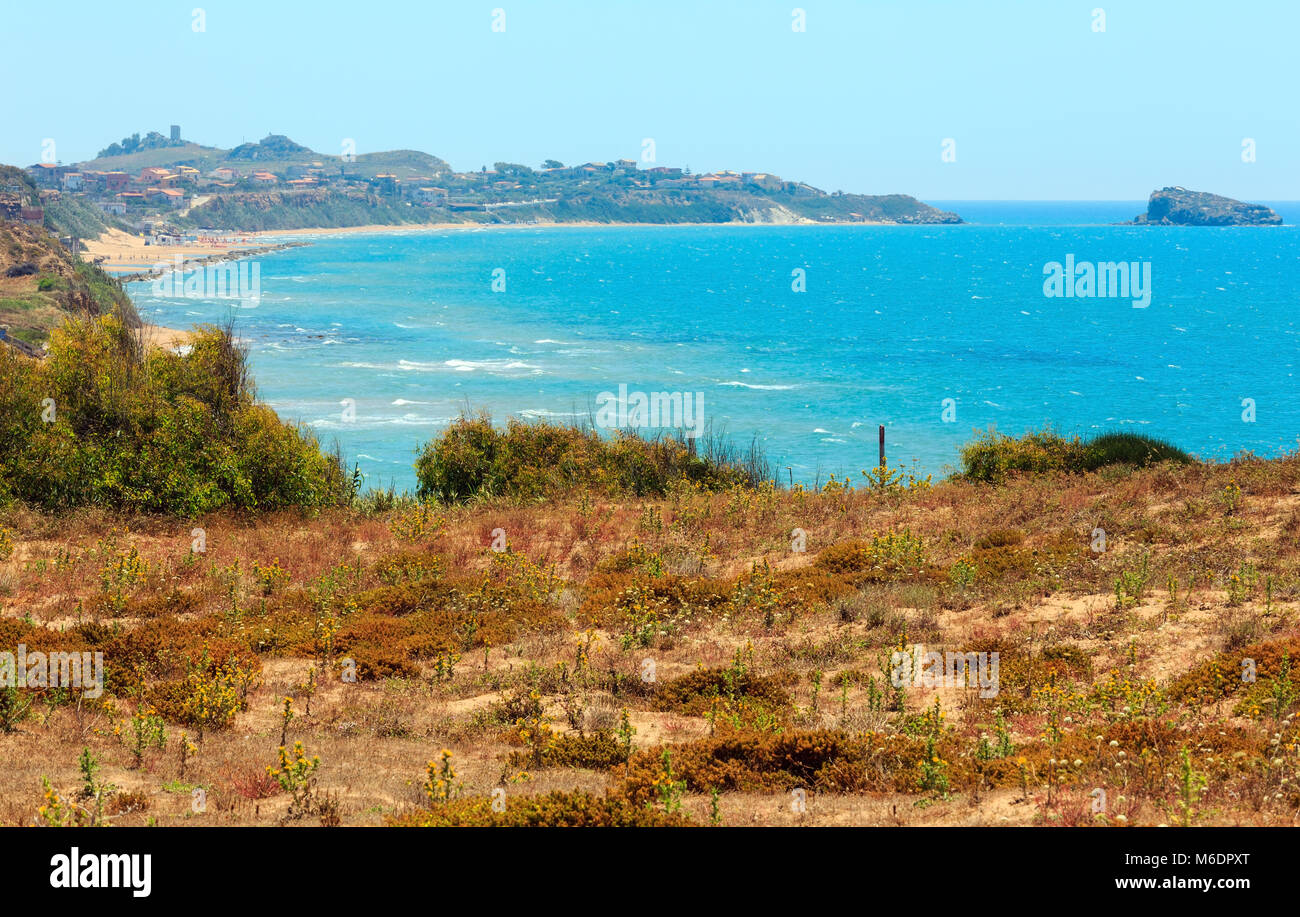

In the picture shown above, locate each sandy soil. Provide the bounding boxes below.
[82,228,272,272]
[141,323,191,350]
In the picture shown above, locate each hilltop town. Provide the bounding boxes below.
[6,126,961,247]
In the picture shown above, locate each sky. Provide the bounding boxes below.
[5,0,1297,200]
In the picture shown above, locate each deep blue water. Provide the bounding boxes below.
[128,203,1300,491]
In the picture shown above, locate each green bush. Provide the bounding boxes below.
[959,428,1192,483]
[415,413,762,503]
[0,315,350,514]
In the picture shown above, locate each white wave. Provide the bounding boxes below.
[719,381,796,390]
[517,409,583,419]
[442,358,541,373]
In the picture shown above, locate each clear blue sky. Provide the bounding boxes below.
[6,0,1297,200]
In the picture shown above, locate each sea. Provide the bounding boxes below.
[124,201,1300,492]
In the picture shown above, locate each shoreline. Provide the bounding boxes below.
[247,217,904,242]
[112,241,305,283]
[90,217,915,277]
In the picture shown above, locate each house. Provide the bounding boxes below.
[412,187,448,206]
[614,159,638,171]
[96,200,128,216]
[210,167,239,181]
[251,171,278,185]
[61,172,84,191]
[646,166,684,179]
[286,178,320,190]
[20,207,44,226]
[116,192,145,205]
[103,171,131,191]
[140,166,171,184]
[373,173,399,194]
[744,172,783,191]
[26,164,68,187]
[177,166,200,182]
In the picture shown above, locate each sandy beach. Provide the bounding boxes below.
[141,323,192,350]
[247,217,836,242]
[83,227,274,272]
[87,217,856,273]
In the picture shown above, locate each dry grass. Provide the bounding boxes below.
[5,453,1300,827]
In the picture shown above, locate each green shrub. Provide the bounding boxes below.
[415,413,762,503]
[0,315,350,514]
[959,428,1192,483]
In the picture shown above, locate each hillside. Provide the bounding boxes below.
[0,193,139,348]
[74,133,452,182]
[175,187,458,232]
[1,424,1297,826]
[55,130,958,232]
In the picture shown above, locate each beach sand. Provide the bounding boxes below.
[142,323,191,350]
[82,227,273,272]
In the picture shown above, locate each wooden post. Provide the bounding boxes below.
[878,425,886,488]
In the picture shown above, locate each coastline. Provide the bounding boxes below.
[84,227,288,273]
[90,217,907,274]
[106,217,903,355]
[246,217,902,242]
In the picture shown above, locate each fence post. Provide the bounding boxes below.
[878,425,886,489]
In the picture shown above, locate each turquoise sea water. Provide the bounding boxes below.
[127,202,1300,492]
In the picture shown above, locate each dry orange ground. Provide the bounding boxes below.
[3,455,1300,827]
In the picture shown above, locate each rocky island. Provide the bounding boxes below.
[1131,186,1282,226]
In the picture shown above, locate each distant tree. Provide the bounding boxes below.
[542,159,563,170]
